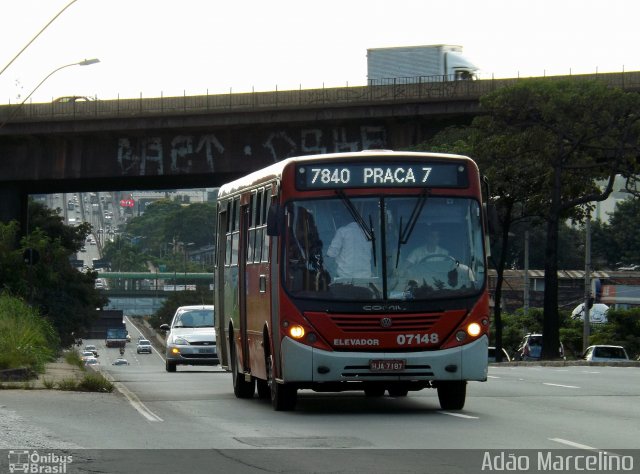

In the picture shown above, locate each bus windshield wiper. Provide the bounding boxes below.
[337,191,377,267]
[395,190,428,268]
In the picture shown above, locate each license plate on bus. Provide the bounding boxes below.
[369,359,406,372]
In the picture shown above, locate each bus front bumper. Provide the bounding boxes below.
[280,335,488,383]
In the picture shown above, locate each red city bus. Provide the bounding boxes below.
[215,150,491,411]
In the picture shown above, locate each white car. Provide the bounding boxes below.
[136,339,152,354]
[583,345,630,362]
[80,351,95,361]
[159,305,217,372]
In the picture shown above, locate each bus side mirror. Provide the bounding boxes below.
[266,203,282,236]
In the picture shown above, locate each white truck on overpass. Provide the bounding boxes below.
[367,44,479,84]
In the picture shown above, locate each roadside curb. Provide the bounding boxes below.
[490,360,640,367]
[0,359,85,390]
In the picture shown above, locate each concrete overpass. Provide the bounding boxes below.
[1,71,639,226]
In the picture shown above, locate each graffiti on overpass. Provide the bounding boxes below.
[116,125,386,175]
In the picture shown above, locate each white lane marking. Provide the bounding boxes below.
[98,368,163,422]
[112,378,163,422]
[487,375,500,379]
[549,438,597,450]
[543,382,580,389]
[124,315,166,362]
[437,411,479,419]
[550,438,627,459]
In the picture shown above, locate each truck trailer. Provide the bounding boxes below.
[105,327,128,348]
[367,44,478,84]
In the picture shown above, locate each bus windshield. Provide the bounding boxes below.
[283,195,485,301]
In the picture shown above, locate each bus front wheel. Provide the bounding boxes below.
[231,342,255,399]
[267,354,297,411]
[437,381,466,410]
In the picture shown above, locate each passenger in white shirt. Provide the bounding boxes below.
[326,221,372,278]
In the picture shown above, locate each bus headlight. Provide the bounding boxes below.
[467,322,482,337]
[288,325,305,339]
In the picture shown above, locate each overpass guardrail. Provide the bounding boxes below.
[2,71,640,124]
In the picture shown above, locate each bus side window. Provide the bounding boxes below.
[247,192,255,264]
[253,189,264,263]
[262,188,272,262]
[230,197,240,266]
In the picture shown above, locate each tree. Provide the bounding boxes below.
[418,78,640,360]
[592,198,640,267]
[474,78,640,359]
[103,199,217,272]
[417,122,548,361]
[0,200,107,346]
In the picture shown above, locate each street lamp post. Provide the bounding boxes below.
[184,242,195,282]
[0,58,100,129]
[0,0,81,78]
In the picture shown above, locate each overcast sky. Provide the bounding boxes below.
[0,0,638,104]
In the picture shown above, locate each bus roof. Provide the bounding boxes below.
[217,150,472,199]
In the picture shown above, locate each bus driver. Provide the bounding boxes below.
[406,227,449,265]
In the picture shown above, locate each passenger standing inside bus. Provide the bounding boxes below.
[326,220,372,278]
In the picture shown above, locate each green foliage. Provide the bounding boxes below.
[494,308,543,353]
[558,317,585,359]
[0,201,108,347]
[589,308,640,359]
[495,307,640,360]
[28,200,90,253]
[419,78,640,359]
[56,377,79,391]
[102,237,149,272]
[0,293,59,372]
[103,200,216,273]
[64,350,85,369]
[592,198,640,268]
[77,372,114,392]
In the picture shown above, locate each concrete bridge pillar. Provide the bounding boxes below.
[0,183,28,232]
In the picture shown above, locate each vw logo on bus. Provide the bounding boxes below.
[380,317,393,328]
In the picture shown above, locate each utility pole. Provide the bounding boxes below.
[583,214,592,352]
[524,230,530,315]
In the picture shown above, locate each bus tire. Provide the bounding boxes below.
[267,354,297,411]
[437,381,466,410]
[165,360,176,372]
[231,342,255,399]
[256,379,270,399]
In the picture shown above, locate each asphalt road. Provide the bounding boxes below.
[0,319,638,473]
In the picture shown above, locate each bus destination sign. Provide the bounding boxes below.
[296,161,468,190]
